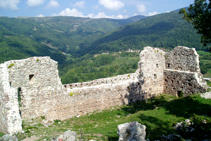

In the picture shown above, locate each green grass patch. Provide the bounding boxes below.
[16,93,211,141]
[206,80,211,87]
[7,63,14,68]
[0,132,4,137]
[204,69,211,78]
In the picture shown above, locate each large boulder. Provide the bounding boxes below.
[0,134,18,141]
[118,121,146,141]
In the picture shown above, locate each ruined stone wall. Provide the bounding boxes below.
[64,73,138,89]
[5,57,62,88]
[165,46,200,72]
[138,47,166,97]
[20,73,140,120]
[0,63,22,134]
[164,70,206,96]
[0,46,208,134]
[164,46,207,95]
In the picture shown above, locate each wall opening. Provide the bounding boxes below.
[9,82,12,87]
[154,74,157,79]
[177,91,182,97]
[156,64,158,68]
[167,63,170,68]
[29,74,34,81]
[17,87,22,107]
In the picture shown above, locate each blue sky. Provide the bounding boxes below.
[0,0,195,18]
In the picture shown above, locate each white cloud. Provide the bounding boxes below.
[27,0,46,7]
[72,1,85,8]
[123,9,127,13]
[0,0,20,10]
[148,11,158,16]
[136,4,146,14]
[99,0,125,11]
[91,12,127,19]
[46,0,59,8]
[53,8,128,19]
[37,14,44,17]
[55,8,84,17]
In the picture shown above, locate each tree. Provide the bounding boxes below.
[179,0,211,46]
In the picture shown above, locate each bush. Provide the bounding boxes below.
[69,92,75,96]
[8,63,14,68]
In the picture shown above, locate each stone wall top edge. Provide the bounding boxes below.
[0,56,56,66]
[63,73,138,87]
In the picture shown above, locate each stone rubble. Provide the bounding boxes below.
[201,91,211,99]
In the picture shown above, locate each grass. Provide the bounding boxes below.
[0,132,4,137]
[206,80,211,87]
[204,69,211,78]
[14,93,211,141]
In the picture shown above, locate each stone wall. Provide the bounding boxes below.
[5,56,62,88]
[164,46,207,95]
[0,46,208,134]
[164,70,206,96]
[0,63,22,134]
[20,73,139,120]
[165,46,200,72]
[138,47,166,97]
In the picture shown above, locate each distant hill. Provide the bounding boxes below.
[0,15,146,63]
[125,15,147,22]
[79,10,206,55]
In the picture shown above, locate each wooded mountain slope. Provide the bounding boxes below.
[79,10,206,55]
[0,16,146,63]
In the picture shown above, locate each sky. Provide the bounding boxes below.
[0,0,195,19]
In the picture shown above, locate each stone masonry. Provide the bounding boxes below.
[0,46,207,134]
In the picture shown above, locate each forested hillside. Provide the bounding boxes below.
[0,16,146,63]
[0,9,209,84]
[80,10,207,55]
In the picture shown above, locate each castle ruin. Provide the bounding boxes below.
[0,46,207,134]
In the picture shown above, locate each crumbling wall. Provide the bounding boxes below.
[0,46,208,134]
[165,46,200,72]
[138,47,166,97]
[164,70,206,96]
[0,63,22,134]
[164,46,207,95]
[5,57,62,88]
[20,73,139,120]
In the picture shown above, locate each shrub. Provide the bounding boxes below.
[8,63,14,68]
[69,92,75,96]
[179,91,183,98]
[41,116,45,119]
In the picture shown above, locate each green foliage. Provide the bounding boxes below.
[179,91,184,98]
[69,92,75,96]
[60,53,139,84]
[41,116,45,120]
[179,0,211,46]
[0,16,144,61]
[8,63,14,68]
[80,11,207,56]
[0,132,4,137]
